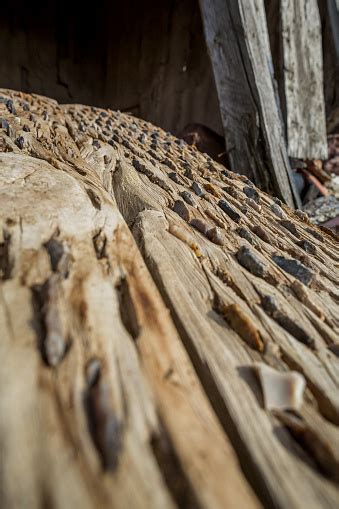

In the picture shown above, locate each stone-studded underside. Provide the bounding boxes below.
[0,89,338,509]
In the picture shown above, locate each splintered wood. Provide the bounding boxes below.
[0,89,338,509]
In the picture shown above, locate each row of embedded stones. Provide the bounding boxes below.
[2,92,339,479]
[0,94,327,265]
[62,101,330,354]
[0,93,330,353]
[0,96,327,267]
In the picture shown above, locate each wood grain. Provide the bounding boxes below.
[199,0,300,208]
[279,0,328,159]
[0,88,338,509]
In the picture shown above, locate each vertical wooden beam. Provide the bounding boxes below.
[280,0,328,159]
[318,0,339,133]
[199,0,300,208]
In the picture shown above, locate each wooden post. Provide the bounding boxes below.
[318,0,339,132]
[266,0,328,158]
[199,0,301,208]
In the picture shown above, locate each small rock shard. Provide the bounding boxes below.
[184,167,194,180]
[223,186,238,199]
[6,99,16,115]
[168,172,179,183]
[295,209,309,222]
[291,280,324,320]
[168,224,202,257]
[86,358,102,386]
[218,200,241,223]
[132,158,143,172]
[221,303,264,352]
[296,240,317,255]
[204,182,221,197]
[15,136,24,149]
[206,226,224,245]
[280,220,300,238]
[254,363,306,411]
[190,218,210,235]
[305,227,323,242]
[237,246,267,277]
[236,227,254,244]
[173,200,191,222]
[246,198,261,212]
[162,157,176,171]
[243,186,260,203]
[272,255,314,286]
[328,344,339,357]
[252,225,271,244]
[270,203,286,219]
[261,295,315,348]
[191,181,205,197]
[180,191,196,206]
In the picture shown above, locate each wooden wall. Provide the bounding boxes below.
[0,0,223,136]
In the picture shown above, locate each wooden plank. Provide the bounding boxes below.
[280,0,328,159]
[318,0,339,132]
[1,88,339,508]
[199,0,300,208]
[0,90,258,509]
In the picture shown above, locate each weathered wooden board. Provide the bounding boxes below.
[281,0,328,159]
[0,89,339,509]
[318,0,339,133]
[199,0,300,208]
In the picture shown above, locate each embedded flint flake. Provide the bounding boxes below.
[252,225,271,243]
[246,198,261,212]
[270,202,286,219]
[206,226,224,245]
[237,245,267,277]
[243,186,260,203]
[168,224,202,257]
[297,239,317,255]
[291,280,324,320]
[221,303,264,352]
[173,200,191,222]
[280,220,300,238]
[218,199,241,223]
[190,218,210,235]
[191,181,205,197]
[180,190,196,206]
[272,255,314,286]
[236,227,254,244]
[254,363,306,411]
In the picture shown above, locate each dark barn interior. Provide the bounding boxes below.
[0,0,223,137]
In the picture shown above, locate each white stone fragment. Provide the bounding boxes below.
[254,363,306,411]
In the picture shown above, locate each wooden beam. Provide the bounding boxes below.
[1,88,338,508]
[318,0,339,133]
[199,0,301,208]
[281,0,328,159]
[266,0,328,159]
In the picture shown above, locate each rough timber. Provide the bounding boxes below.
[0,89,338,509]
